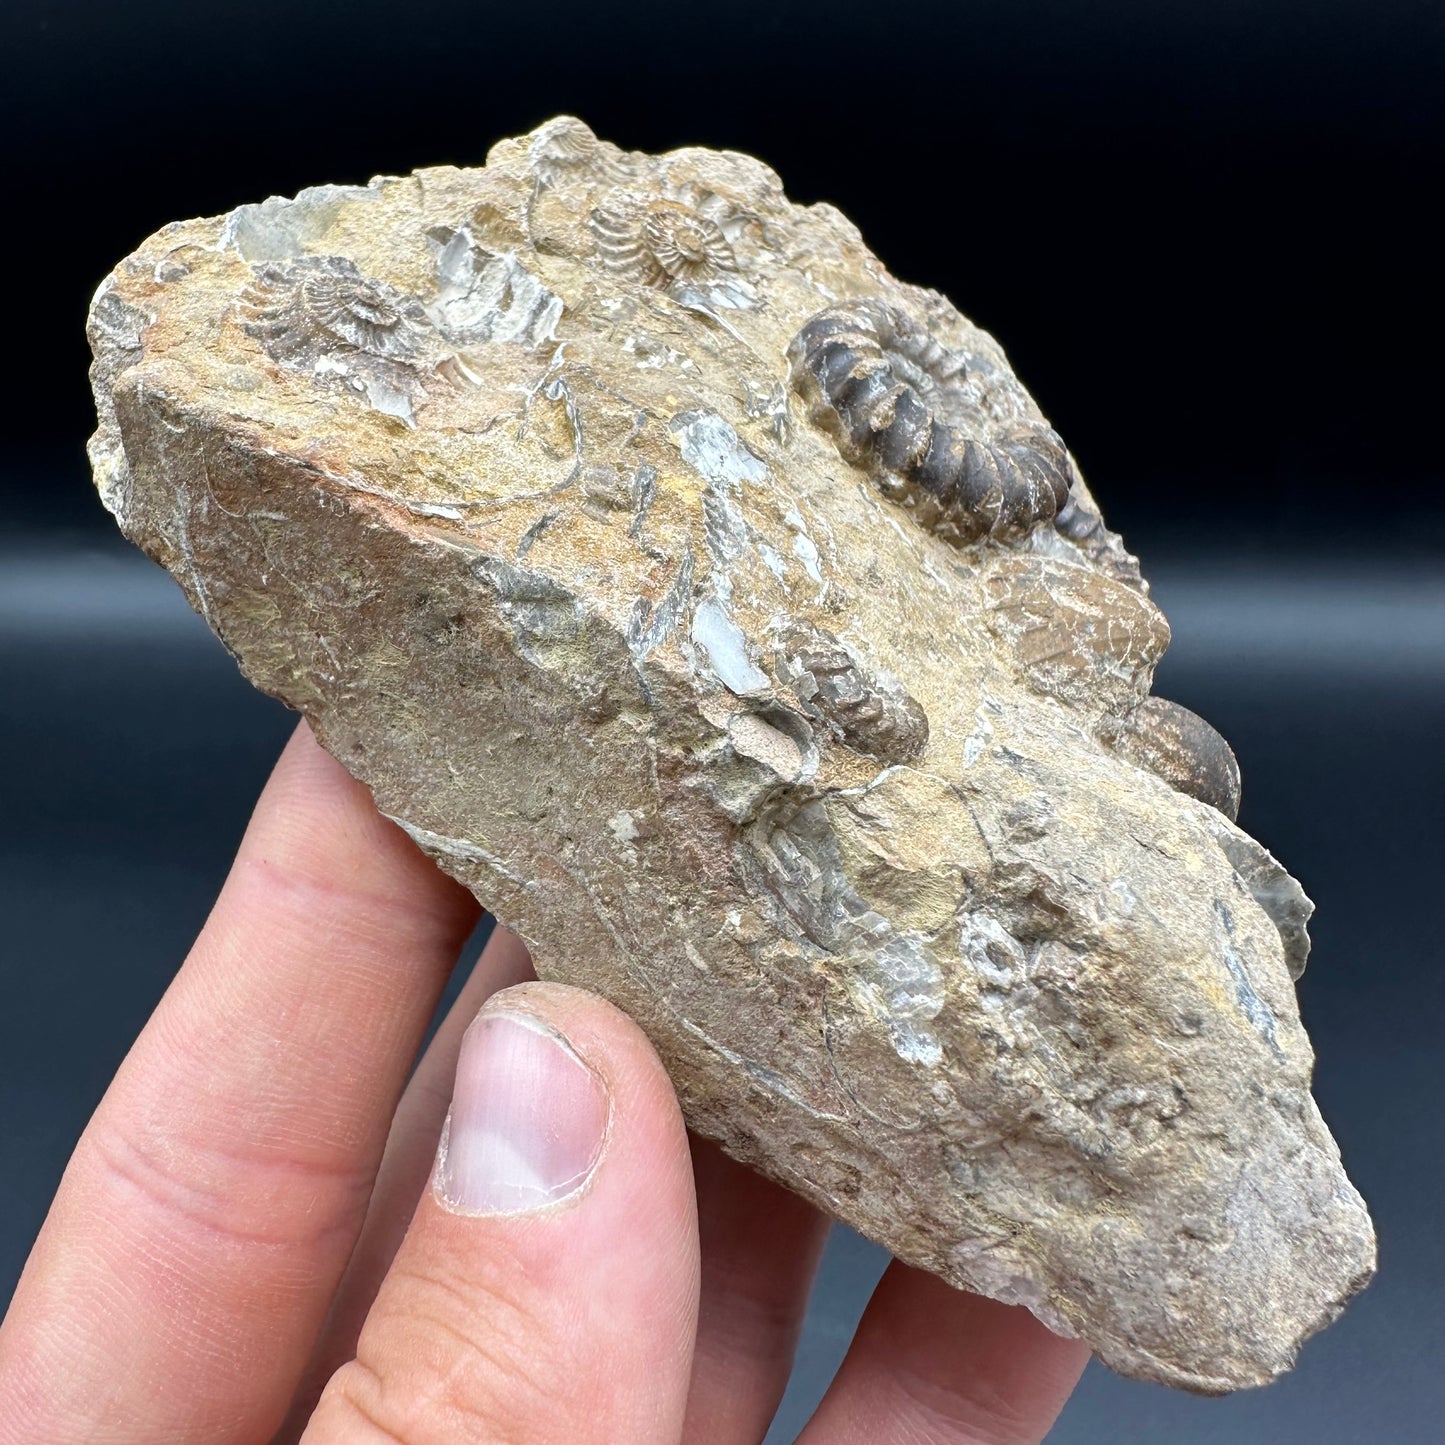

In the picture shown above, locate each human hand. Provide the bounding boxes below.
[0,723,1089,1443]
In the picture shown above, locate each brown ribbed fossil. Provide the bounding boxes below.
[788,297,1074,546]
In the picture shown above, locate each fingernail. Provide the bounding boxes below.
[435,1010,609,1215]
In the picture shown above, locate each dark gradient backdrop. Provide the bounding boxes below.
[2,2,1441,1441]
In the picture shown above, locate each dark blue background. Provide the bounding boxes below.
[2,2,1441,1439]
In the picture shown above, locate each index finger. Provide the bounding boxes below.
[0,722,479,1444]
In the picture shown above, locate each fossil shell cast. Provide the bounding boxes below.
[237,256,445,428]
[241,257,435,363]
[1101,695,1243,821]
[774,623,930,764]
[86,116,1374,1394]
[788,298,1073,546]
[591,196,739,287]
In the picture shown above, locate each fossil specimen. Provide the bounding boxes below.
[87,116,1375,1394]
[773,624,930,764]
[241,257,435,363]
[789,298,1073,546]
[591,196,738,287]
[1100,695,1243,820]
[236,255,444,426]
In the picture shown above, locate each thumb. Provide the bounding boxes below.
[302,983,700,1445]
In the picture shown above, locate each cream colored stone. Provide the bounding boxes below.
[87,117,1375,1392]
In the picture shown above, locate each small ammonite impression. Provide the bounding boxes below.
[590,196,738,288]
[774,624,929,764]
[528,115,602,186]
[240,256,435,367]
[527,114,640,189]
[788,298,1074,548]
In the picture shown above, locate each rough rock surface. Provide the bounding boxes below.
[87,117,1375,1392]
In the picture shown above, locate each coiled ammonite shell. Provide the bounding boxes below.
[788,298,1074,547]
[774,624,929,764]
[240,256,435,365]
[590,197,738,288]
[1100,696,1243,821]
[527,115,601,186]
[526,114,640,189]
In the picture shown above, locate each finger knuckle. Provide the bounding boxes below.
[887,1367,1044,1445]
[236,843,467,953]
[311,1359,414,1444]
[85,1112,372,1255]
[333,1260,564,1443]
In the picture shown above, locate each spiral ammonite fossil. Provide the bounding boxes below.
[787,298,1075,547]
[528,115,603,186]
[774,624,929,764]
[1100,696,1243,821]
[240,256,435,365]
[527,114,640,189]
[590,196,739,288]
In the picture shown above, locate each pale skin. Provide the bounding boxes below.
[0,722,1090,1443]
